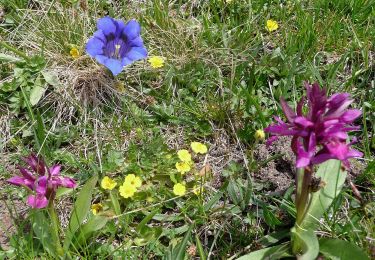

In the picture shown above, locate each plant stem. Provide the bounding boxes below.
[48,201,64,257]
[296,166,312,225]
[0,40,29,60]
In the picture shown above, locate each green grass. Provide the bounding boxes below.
[0,0,374,258]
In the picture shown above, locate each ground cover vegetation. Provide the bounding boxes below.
[0,0,374,259]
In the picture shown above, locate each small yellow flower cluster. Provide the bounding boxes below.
[148,56,165,68]
[173,142,208,196]
[101,176,117,190]
[254,129,265,140]
[266,20,279,32]
[70,47,80,58]
[91,203,103,215]
[119,174,142,198]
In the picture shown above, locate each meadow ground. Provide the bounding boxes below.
[0,0,374,259]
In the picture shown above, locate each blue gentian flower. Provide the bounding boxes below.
[86,17,147,76]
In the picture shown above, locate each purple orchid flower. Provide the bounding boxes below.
[265,82,363,168]
[86,16,148,76]
[7,154,77,208]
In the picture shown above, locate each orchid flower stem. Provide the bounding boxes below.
[47,201,64,257]
[293,166,313,254]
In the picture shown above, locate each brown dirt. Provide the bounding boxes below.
[253,136,296,193]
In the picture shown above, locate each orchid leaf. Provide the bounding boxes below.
[31,211,57,257]
[319,238,370,260]
[301,159,346,230]
[64,175,98,250]
[237,243,291,260]
[74,215,108,247]
[291,227,319,260]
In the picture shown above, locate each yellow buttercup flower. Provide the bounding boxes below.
[91,203,103,215]
[148,56,165,68]
[175,161,191,174]
[193,185,204,195]
[266,19,279,32]
[191,142,208,154]
[254,129,265,140]
[119,183,137,198]
[124,174,142,188]
[70,47,80,58]
[173,183,186,196]
[177,149,192,162]
[101,176,117,190]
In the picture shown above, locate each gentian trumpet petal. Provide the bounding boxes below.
[86,16,147,76]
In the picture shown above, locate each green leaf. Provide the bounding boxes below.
[164,225,193,260]
[0,53,21,62]
[319,238,370,260]
[109,190,121,216]
[237,243,291,260]
[291,227,319,260]
[301,160,346,229]
[195,234,207,260]
[63,175,98,250]
[31,211,57,257]
[74,215,108,246]
[41,71,60,86]
[136,210,158,235]
[29,81,47,106]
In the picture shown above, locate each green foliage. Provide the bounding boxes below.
[319,238,370,260]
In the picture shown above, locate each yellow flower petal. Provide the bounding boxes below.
[177,149,192,162]
[101,176,117,190]
[119,183,137,198]
[173,183,186,196]
[148,56,165,68]
[175,161,191,174]
[124,174,142,188]
[254,129,265,140]
[191,142,208,154]
[91,203,103,215]
[266,19,279,32]
[70,47,80,58]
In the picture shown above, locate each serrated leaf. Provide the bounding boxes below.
[319,238,370,260]
[301,160,346,229]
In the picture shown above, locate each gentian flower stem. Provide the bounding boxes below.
[47,201,64,257]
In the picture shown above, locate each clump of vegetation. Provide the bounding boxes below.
[0,0,374,259]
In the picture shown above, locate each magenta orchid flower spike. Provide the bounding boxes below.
[265,82,363,168]
[7,154,77,208]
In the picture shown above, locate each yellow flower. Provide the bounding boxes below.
[191,142,208,154]
[266,19,279,32]
[175,161,191,174]
[70,47,80,58]
[148,56,165,68]
[177,149,192,162]
[119,183,137,198]
[124,174,142,188]
[254,129,265,140]
[193,185,204,195]
[101,176,117,190]
[173,183,186,196]
[91,203,103,215]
